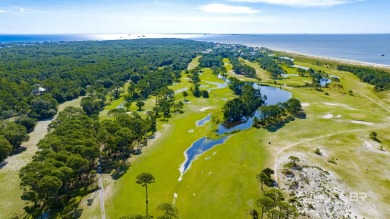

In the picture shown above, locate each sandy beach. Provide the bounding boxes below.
[272,49,390,70]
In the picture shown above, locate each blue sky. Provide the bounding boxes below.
[0,0,389,34]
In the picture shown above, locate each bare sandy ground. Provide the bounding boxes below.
[301,103,310,107]
[350,120,374,126]
[322,113,334,119]
[199,106,212,112]
[277,153,385,218]
[323,102,356,110]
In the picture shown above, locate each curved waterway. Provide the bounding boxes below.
[217,85,292,135]
[178,84,292,180]
[178,137,228,181]
[196,114,211,126]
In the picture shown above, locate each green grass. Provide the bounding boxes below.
[175,128,270,218]
[97,72,241,218]
[187,55,201,71]
[240,58,271,82]
[91,56,389,218]
[81,58,270,218]
[223,58,232,71]
[48,56,390,218]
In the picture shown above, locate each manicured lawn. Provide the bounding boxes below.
[187,55,201,70]
[82,56,390,218]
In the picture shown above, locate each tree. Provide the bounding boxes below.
[182,91,188,101]
[257,172,269,192]
[157,203,178,218]
[0,136,12,162]
[14,116,37,133]
[28,97,58,120]
[256,196,274,219]
[136,101,145,111]
[136,173,155,218]
[201,90,209,98]
[314,148,322,156]
[369,132,379,142]
[81,96,104,116]
[288,156,300,166]
[0,122,30,151]
[256,168,275,191]
[249,209,259,219]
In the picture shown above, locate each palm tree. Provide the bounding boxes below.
[136,172,155,218]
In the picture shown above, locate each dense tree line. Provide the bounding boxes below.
[18,101,159,217]
[337,65,390,90]
[187,67,209,98]
[19,107,100,217]
[99,110,156,176]
[254,98,304,130]
[250,168,298,219]
[228,54,256,77]
[0,39,210,120]
[0,39,209,162]
[198,52,224,68]
[258,57,285,79]
[0,121,30,162]
[223,79,264,122]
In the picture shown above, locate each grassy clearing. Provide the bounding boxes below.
[87,71,240,218]
[81,58,270,218]
[187,55,201,70]
[240,58,272,82]
[0,97,82,219]
[175,128,270,219]
[264,63,390,217]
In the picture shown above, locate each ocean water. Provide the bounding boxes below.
[192,34,390,66]
[0,34,389,66]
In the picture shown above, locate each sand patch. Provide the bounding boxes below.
[324,102,355,110]
[336,114,342,118]
[363,140,381,151]
[350,120,374,126]
[301,103,310,107]
[174,87,188,94]
[277,154,361,218]
[199,107,212,112]
[322,113,334,119]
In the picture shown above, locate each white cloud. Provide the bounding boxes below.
[0,9,6,13]
[13,6,48,14]
[199,3,259,14]
[227,0,361,8]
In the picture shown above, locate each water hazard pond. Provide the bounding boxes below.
[217,84,292,135]
[178,84,292,181]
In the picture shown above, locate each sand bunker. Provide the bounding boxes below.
[322,114,334,119]
[324,102,355,110]
[301,103,310,107]
[350,120,374,126]
[199,107,211,112]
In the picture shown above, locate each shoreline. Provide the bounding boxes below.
[271,48,390,70]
